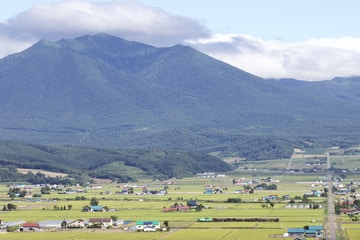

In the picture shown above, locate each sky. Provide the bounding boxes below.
[1,0,360,81]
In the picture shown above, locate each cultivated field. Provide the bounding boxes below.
[1,147,360,239]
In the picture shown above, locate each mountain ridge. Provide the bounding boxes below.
[0,33,360,148]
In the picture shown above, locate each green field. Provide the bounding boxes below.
[0,176,328,239]
[1,148,360,239]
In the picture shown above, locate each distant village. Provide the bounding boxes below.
[1,171,359,239]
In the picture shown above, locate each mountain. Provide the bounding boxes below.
[0,33,360,149]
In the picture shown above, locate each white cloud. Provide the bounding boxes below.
[188,35,360,80]
[0,0,209,47]
[0,0,360,81]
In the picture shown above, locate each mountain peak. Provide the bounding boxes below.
[0,33,359,147]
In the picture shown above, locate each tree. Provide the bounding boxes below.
[61,220,67,229]
[7,203,17,211]
[41,185,51,194]
[127,187,134,194]
[90,197,99,206]
[164,220,170,231]
[196,204,203,212]
[111,215,118,222]
[334,202,341,215]
[67,204,72,210]
[269,202,275,208]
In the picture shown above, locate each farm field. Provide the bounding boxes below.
[0,175,327,239]
[1,148,360,239]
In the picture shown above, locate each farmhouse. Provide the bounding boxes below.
[162,204,190,212]
[39,220,63,229]
[262,194,278,201]
[338,197,355,205]
[88,218,112,228]
[340,207,360,215]
[306,226,323,237]
[20,222,42,232]
[82,205,105,212]
[187,200,198,208]
[287,226,323,238]
[67,219,85,228]
[196,172,215,178]
[135,220,160,231]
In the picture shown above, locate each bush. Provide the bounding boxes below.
[226,198,242,203]
[7,225,19,232]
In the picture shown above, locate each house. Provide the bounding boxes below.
[196,172,215,178]
[67,219,85,228]
[339,197,354,205]
[82,206,105,212]
[187,200,197,208]
[20,222,42,232]
[288,226,323,238]
[340,207,359,214]
[39,220,63,229]
[287,228,305,237]
[162,204,190,212]
[204,188,213,194]
[305,226,323,237]
[197,217,212,222]
[88,218,112,228]
[282,194,290,200]
[135,220,160,231]
[262,194,278,201]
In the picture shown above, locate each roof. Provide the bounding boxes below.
[68,219,84,224]
[288,228,304,233]
[89,218,112,223]
[90,206,103,211]
[308,225,323,230]
[136,220,160,225]
[305,229,319,234]
[39,220,63,228]
[23,223,41,228]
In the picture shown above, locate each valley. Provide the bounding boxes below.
[0,146,359,239]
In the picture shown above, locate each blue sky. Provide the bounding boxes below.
[1,0,360,80]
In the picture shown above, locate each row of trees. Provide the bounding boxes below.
[53,205,73,210]
[0,165,84,186]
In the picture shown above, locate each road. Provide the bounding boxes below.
[326,151,336,240]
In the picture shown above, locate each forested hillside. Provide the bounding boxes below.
[0,141,232,184]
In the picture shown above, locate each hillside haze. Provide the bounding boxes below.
[1,33,360,148]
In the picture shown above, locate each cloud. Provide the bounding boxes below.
[0,0,209,50]
[0,0,360,81]
[15,1,208,41]
[188,35,360,81]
